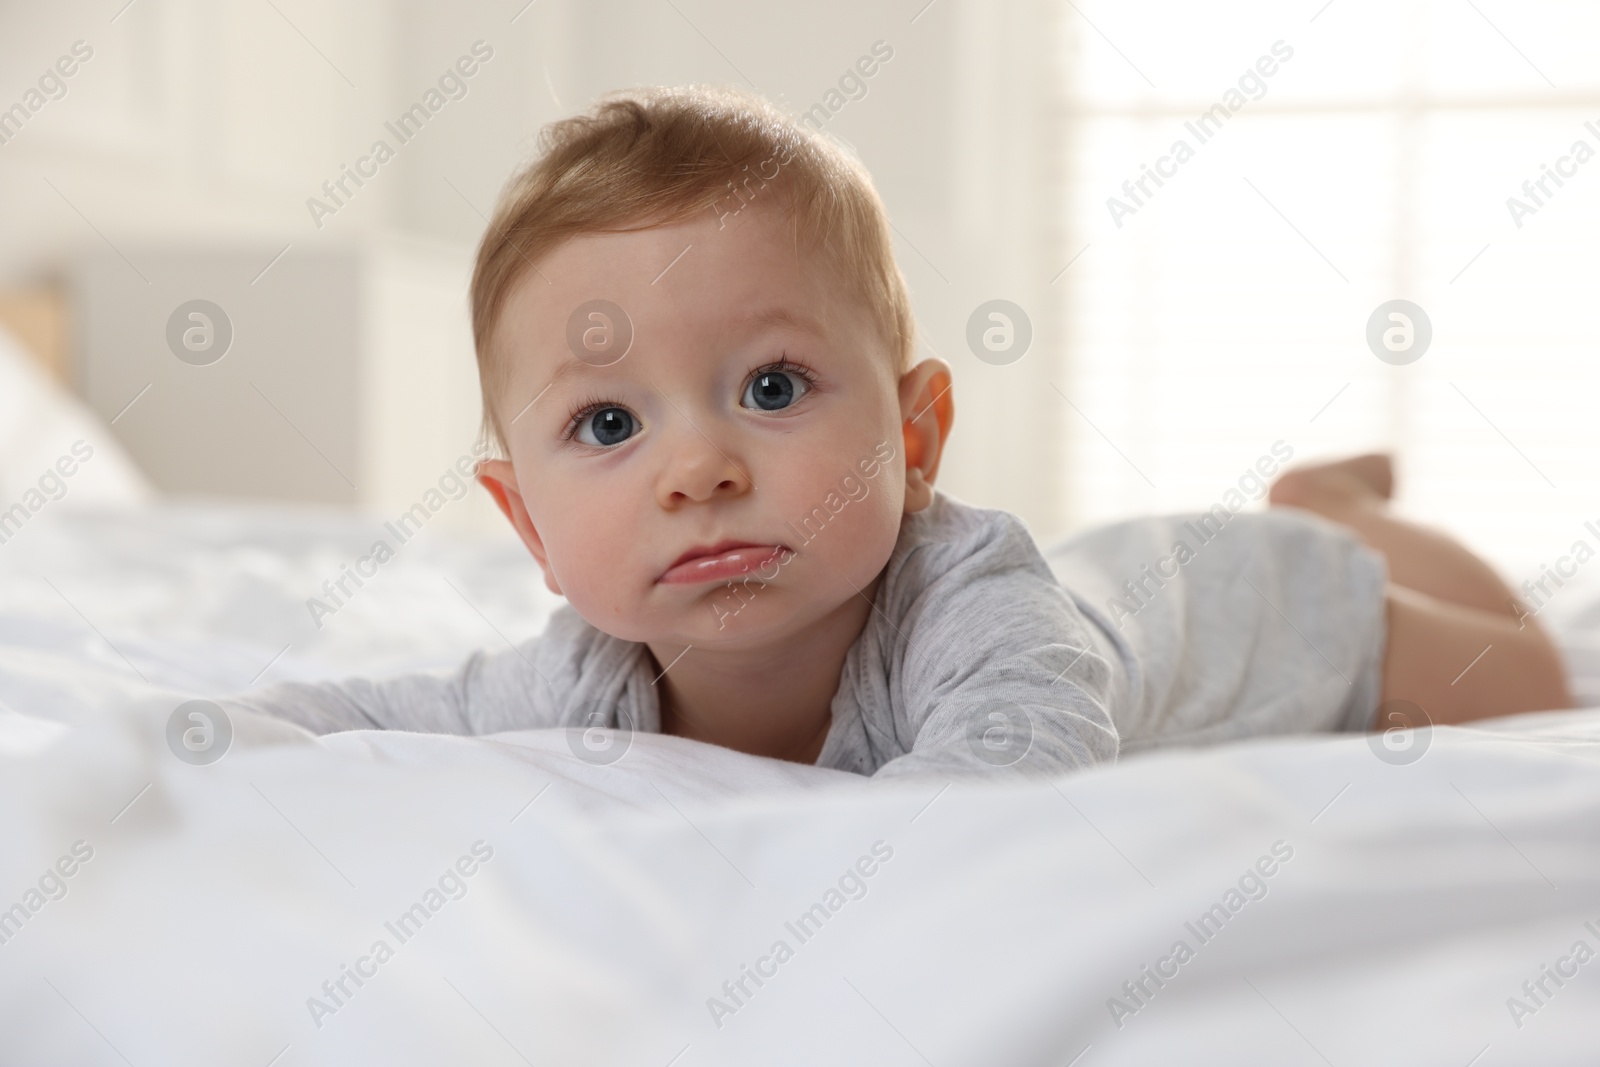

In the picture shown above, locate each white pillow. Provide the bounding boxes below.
[0,321,153,507]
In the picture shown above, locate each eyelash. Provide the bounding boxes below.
[754,357,821,399]
[560,392,616,443]
[558,356,821,442]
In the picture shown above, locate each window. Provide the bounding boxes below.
[1058,0,1600,578]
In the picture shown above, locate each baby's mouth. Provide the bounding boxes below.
[658,542,788,585]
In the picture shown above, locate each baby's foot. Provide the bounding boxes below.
[1269,453,1394,516]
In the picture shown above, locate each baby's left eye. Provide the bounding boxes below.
[742,370,809,411]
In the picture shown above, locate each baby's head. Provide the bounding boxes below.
[472,86,953,653]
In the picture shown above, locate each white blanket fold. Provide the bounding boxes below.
[5,507,1600,1064]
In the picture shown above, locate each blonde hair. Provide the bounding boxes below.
[469,85,915,454]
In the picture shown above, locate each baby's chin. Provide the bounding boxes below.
[575,587,857,652]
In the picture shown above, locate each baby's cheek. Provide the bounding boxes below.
[545,523,626,608]
[814,479,902,584]
[595,535,636,590]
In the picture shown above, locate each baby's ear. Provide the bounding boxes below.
[897,358,955,514]
[476,459,563,595]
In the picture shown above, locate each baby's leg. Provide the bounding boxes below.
[1271,455,1571,724]
[1271,455,1520,616]
[1382,587,1569,724]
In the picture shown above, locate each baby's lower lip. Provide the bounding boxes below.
[658,545,785,585]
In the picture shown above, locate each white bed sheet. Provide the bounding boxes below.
[3,505,1600,1065]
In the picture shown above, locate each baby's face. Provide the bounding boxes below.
[484,204,914,651]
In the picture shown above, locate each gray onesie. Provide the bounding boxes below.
[224,493,1387,778]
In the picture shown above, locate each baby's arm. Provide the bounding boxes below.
[220,645,550,736]
[219,608,591,736]
[872,513,1121,779]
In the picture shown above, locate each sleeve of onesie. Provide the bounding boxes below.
[871,507,1121,780]
[216,610,588,736]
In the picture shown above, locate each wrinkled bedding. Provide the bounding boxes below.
[3,505,1599,1065]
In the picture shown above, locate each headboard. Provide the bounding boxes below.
[0,285,70,386]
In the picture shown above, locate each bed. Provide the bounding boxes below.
[3,320,1600,1065]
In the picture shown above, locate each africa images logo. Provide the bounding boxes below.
[166,700,233,765]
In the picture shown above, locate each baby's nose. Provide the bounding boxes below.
[655,432,753,506]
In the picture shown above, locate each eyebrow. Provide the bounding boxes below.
[739,305,828,338]
[528,304,827,401]
[537,356,600,398]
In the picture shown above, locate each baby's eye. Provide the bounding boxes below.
[742,369,809,411]
[576,407,638,447]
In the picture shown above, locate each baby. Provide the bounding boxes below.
[230,87,1569,777]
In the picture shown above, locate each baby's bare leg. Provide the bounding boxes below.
[1271,455,1571,724]
[1383,586,1569,724]
[1270,454,1520,617]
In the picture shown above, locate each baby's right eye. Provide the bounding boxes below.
[576,406,638,447]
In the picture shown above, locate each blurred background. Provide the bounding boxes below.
[2,0,1597,578]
